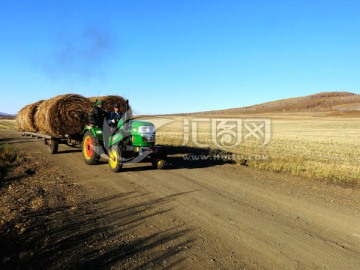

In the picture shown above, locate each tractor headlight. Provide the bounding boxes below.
[138,126,155,133]
[96,130,102,134]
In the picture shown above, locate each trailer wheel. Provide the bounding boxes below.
[108,146,123,173]
[45,139,59,154]
[151,157,166,169]
[82,131,100,165]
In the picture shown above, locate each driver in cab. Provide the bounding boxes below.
[107,103,123,127]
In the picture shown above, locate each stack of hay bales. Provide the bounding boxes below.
[16,94,131,136]
[89,95,131,115]
[16,100,44,132]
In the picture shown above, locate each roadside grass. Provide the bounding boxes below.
[155,115,360,186]
[0,119,17,130]
[0,144,18,181]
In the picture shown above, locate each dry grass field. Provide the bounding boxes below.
[152,113,360,186]
[0,118,17,130]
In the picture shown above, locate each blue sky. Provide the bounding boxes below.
[0,0,359,114]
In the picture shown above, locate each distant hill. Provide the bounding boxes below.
[0,112,16,118]
[189,92,360,115]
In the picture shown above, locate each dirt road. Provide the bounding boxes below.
[1,129,360,269]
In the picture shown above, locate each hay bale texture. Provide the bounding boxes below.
[89,95,131,115]
[16,105,30,131]
[16,100,44,132]
[35,94,92,136]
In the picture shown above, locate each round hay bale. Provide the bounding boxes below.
[16,105,30,131]
[35,94,92,136]
[19,100,44,132]
[89,95,131,115]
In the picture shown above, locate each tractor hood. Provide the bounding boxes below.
[128,120,156,147]
[129,120,156,134]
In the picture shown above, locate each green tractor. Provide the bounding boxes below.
[82,103,166,172]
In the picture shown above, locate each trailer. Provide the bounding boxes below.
[20,123,167,173]
[20,131,82,154]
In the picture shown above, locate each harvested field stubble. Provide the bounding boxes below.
[0,119,16,130]
[155,115,360,186]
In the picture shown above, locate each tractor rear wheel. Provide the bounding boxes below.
[108,146,123,173]
[82,131,100,165]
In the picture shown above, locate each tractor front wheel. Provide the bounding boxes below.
[108,147,123,173]
[82,131,100,165]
